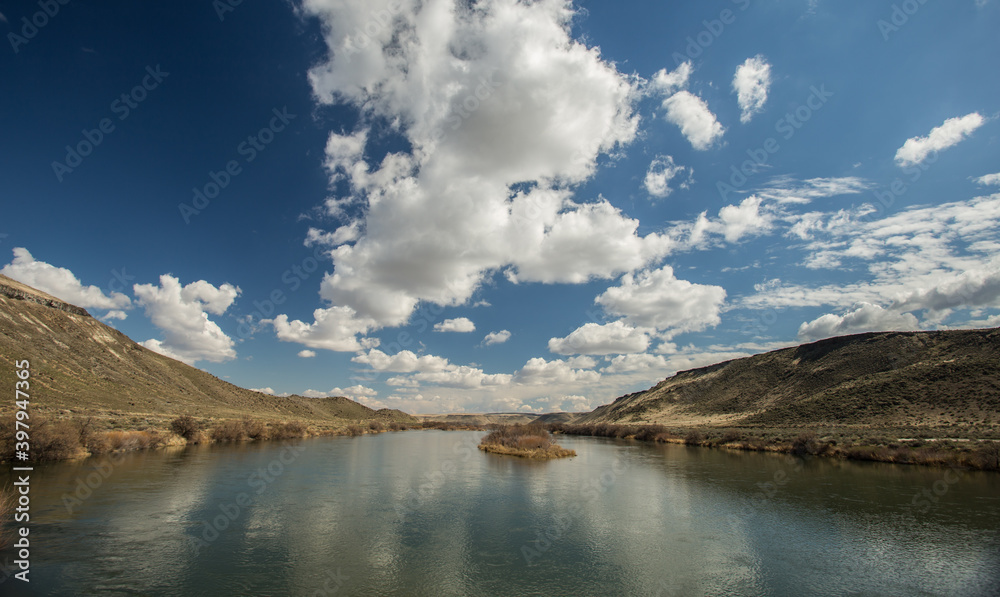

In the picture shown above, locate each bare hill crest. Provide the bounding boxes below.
[0,274,414,424]
[579,328,1000,429]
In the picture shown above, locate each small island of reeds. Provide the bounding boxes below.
[478,423,576,459]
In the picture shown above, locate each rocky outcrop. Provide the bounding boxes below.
[0,280,91,317]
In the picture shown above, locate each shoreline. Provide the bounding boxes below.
[4,416,998,471]
[550,423,1000,472]
[0,415,482,465]
[478,443,576,459]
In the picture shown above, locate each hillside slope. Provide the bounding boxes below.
[0,274,414,425]
[579,328,1000,430]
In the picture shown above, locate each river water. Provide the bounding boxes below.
[1,430,998,596]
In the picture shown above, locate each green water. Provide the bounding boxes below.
[2,431,998,596]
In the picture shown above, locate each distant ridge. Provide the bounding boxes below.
[0,274,415,425]
[578,328,1000,430]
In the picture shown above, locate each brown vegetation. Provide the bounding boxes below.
[0,483,13,548]
[549,423,1000,471]
[170,415,202,441]
[0,414,319,462]
[270,421,308,439]
[479,424,576,459]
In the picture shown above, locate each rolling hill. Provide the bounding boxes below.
[578,328,1000,432]
[0,274,415,427]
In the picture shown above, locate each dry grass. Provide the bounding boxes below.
[209,418,311,442]
[345,424,365,437]
[550,423,1000,471]
[0,483,13,548]
[27,418,84,461]
[0,413,320,462]
[269,421,308,439]
[479,424,575,459]
[106,430,164,452]
[211,420,249,442]
[478,443,577,459]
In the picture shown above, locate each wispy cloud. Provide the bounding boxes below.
[894,112,986,167]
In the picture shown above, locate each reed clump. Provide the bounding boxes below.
[479,424,575,459]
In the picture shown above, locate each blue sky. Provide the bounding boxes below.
[2,0,998,414]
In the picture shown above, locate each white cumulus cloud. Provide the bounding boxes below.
[303,385,378,399]
[515,357,600,385]
[975,172,1000,186]
[595,266,726,338]
[434,317,476,333]
[662,90,725,151]
[483,330,511,345]
[271,0,668,352]
[732,55,772,123]
[643,155,693,198]
[548,321,650,355]
[894,112,986,167]
[650,61,692,95]
[798,303,920,341]
[133,275,240,365]
[1,247,131,311]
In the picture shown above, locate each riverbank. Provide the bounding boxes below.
[0,415,485,464]
[478,424,576,459]
[549,423,1000,471]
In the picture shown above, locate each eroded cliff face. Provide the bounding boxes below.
[0,274,91,318]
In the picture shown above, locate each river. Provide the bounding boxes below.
[1,430,998,596]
